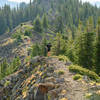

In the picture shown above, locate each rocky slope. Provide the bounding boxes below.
[0,21,55,63]
[0,56,99,100]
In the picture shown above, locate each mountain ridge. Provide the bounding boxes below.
[0,56,99,100]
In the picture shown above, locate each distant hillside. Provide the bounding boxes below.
[0,0,100,35]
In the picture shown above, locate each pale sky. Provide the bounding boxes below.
[8,0,31,3]
[82,0,100,3]
[82,0,100,2]
[8,0,100,4]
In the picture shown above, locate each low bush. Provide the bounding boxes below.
[24,30,32,37]
[12,32,22,43]
[69,65,100,81]
[4,80,10,87]
[58,55,69,62]
[0,57,21,80]
[58,70,65,75]
[73,74,82,80]
[22,25,33,31]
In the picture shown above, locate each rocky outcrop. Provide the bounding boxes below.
[0,56,99,100]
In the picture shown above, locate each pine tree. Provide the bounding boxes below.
[0,12,7,35]
[55,16,64,33]
[95,18,100,74]
[66,28,75,62]
[78,17,95,69]
[31,43,41,57]
[77,32,86,66]
[52,33,66,56]
[12,57,21,72]
[76,20,85,64]
[42,13,48,31]
[34,16,43,33]
[0,59,9,77]
[41,37,47,56]
[84,17,94,69]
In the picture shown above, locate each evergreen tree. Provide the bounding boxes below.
[34,16,43,33]
[52,33,66,56]
[42,13,48,31]
[95,18,100,74]
[0,59,9,77]
[0,12,7,34]
[75,20,85,64]
[11,57,21,72]
[84,17,94,69]
[78,17,95,69]
[0,57,21,80]
[41,37,48,56]
[66,28,75,62]
[77,32,86,66]
[55,16,64,33]
[31,43,41,57]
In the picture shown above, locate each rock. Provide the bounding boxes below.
[0,83,4,88]
[47,67,54,73]
[48,89,59,98]
[0,80,5,86]
[90,85,100,91]
[66,62,72,66]
[15,96,24,100]
[30,56,41,66]
[34,88,46,100]
[56,78,65,83]
[38,82,60,92]
[26,85,35,100]
[34,82,57,100]
[45,77,56,83]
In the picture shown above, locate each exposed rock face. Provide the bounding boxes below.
[0,56,98,100]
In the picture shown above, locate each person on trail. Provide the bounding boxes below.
[46,43,52,56]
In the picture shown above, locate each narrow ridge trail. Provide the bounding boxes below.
[46,57,87,100]
[0,57,89,100]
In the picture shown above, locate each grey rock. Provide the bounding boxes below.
[56,78,64,83]
[66,62,72,66]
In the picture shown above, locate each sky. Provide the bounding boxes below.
[0,0,100,7]
[81,0,100,7]
[0,0,32,8]
[6,0,100,4]
[8,0,30,3]
[82,0,100,3]
[7,0,100,4]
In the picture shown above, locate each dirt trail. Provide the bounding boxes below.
[47,57,87,100]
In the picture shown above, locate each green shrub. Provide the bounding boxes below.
[21,23,24,26]
[22,25,33,30]
[69,65,100,81]
[0,57,21,80]
[4,80,10,87]
[16,35,22,42]
[58,70,64,75]
[24,30,32,37]
[11,33,18,39]
[85,93,92,99]
[73,74,82,80]
[58,55,69,62]
[12,33,22,43]
[11,56,21,72]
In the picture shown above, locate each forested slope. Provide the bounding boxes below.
[0,0,100,34]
